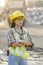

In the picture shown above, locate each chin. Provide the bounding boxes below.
[20,25,22,26]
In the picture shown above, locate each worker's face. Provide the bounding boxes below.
[14,17,24,27]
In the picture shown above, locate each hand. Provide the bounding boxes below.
[12,42,23,47]
[18,42,23,47]
[12,43,19,47]
[22,41,34,47]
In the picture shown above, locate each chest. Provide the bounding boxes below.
[13,31,27,42]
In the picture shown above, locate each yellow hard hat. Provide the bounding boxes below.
[10,11,25,23]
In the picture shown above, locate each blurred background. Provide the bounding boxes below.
[0,0,43,65]
[0,0,43,49]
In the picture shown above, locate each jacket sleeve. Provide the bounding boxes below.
[8,30,16,46]
[26,32,32,42]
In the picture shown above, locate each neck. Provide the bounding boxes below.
[15,25,21,30]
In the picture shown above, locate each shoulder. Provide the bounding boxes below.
[8,28,14,32]
[8,28,14,34]
[23,27,29,33]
